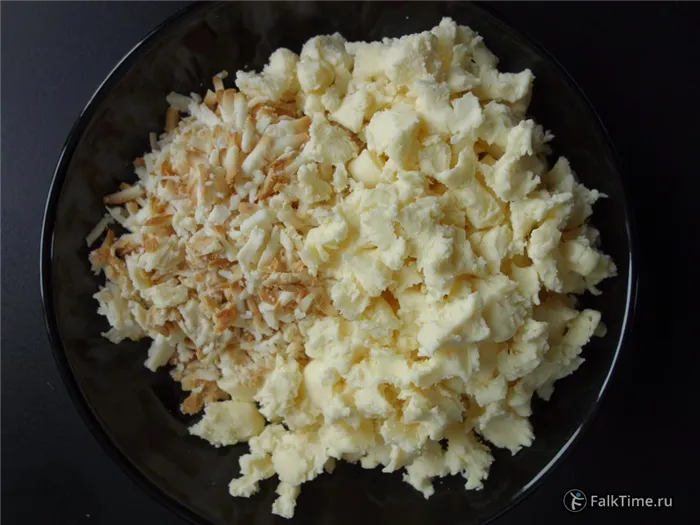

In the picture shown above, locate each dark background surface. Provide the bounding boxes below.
[1,2,697,524]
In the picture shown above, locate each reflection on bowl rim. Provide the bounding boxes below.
[39,2,638,524]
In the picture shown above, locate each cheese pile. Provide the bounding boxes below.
[89,18,616,519]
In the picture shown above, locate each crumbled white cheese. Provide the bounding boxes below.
[189,400,266,447]
[91,17,616,520]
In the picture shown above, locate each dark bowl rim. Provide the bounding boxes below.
[39,2,638,525]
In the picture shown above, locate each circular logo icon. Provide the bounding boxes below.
[563,489,587,513]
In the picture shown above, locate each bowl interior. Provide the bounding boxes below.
[43,2,634,524]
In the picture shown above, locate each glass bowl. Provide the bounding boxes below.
[40,2,637,524]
